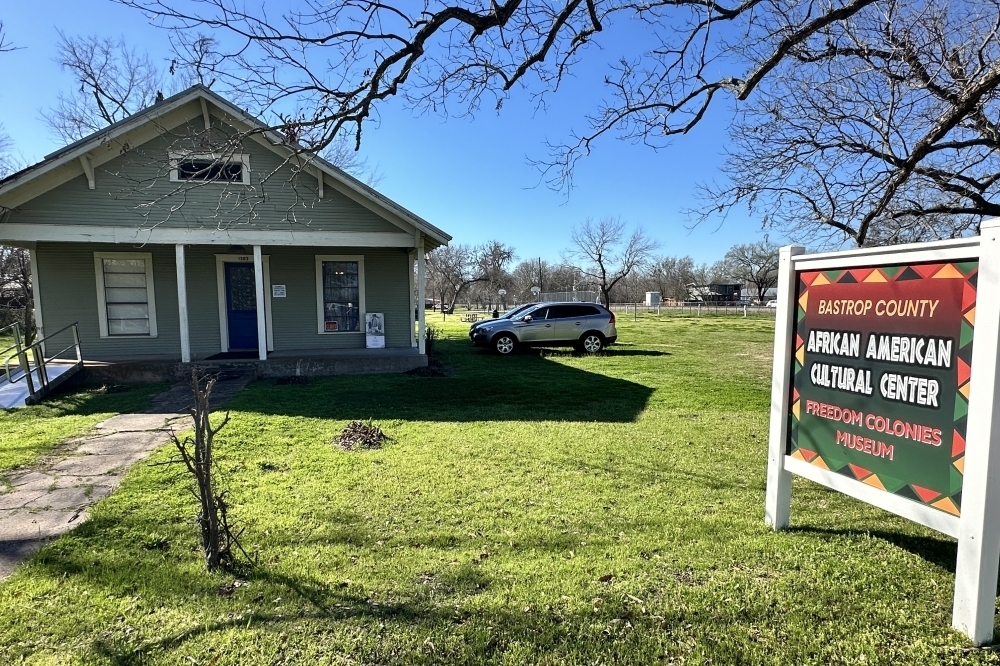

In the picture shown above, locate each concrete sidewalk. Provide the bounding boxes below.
[0,376,250,580]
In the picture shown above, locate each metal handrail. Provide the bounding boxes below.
[3,323,82,400]
[0,322,28,388]
[0,322,22,340]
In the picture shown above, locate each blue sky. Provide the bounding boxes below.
[0,1,789,265]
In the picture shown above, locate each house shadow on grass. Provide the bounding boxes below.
[788,525,959,573]
[233,338,655,423]
[49,533,747,665]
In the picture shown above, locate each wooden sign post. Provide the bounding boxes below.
[766,221,1000,644]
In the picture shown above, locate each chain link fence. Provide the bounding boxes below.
[537,291,598,303]
[608,302,777,317]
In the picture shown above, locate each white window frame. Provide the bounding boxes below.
[315,255,366,334]
[94,251,158,338]
[168,151,251,185]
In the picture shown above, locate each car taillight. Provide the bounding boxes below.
[608,311,616,324]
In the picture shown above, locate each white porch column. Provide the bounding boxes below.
[408,250,417,348]
[416,234,426,355]
[175,244,191,363]
[253,245,267,361]
[28,247,44,352]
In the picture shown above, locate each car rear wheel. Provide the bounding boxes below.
[493,333,517,355]
[579,332,604,354]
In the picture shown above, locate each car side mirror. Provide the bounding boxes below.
[523,315,533,322]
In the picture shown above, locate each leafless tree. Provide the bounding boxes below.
[697,0,1000,246]
[44,33,166,143]
[0,26,19,175]
[567,217,656,306]
[44,31,378,185]
[165,372,243,572]
[426,241,516,311]
[111,0,1000,245]
[0,247,34,342]
[722,242,779,302]
[169,32,223,88]
[0,133,17,180]
[650,256,698,302]
[0,133,33,342]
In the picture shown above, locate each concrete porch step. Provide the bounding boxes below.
[80,348,427,384]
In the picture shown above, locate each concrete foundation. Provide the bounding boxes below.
[80,348,427,384]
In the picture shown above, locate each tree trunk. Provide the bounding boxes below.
[172,371,233,572]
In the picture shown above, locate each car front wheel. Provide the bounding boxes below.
[580,332,605,354]
[493,333,517,355]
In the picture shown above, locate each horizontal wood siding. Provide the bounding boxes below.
[185,246,223,359]
[266,246,411,350]
[36,242,180,361]
[34,243,412,361]
[11,118,403,235]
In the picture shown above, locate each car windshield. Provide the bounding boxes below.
[501,304,534,319]
[519,304,550,318]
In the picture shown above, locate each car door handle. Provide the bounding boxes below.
[545,324,551,328]
[575,321,582,325]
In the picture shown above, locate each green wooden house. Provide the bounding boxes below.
[0,85,449,381]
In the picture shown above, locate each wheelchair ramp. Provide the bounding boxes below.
[0,361,82,409]
[0,322,83,409]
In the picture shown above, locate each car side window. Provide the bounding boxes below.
[548,305,574,319]
[552,305,598,318]
[528,307,548,320]
[574,305,600,317]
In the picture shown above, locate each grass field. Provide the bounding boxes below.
[0,316,993,664]
[0,322,164,477]
[0,382,165,478]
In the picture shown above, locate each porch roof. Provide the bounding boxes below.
[0,224,422,249]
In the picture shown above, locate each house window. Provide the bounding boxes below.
[169,153,250,184]
[315,255,365,333]
[94,252,158,337]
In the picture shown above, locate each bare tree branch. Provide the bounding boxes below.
[720,242,779,301]
[43,33,166,142]
[0,21,16,53]
[566,216,657,305]
[696,0,1000,245]
[426,241,516,311]
[84,0,1000,244]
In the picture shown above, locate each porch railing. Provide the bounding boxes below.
[1,322,83,404]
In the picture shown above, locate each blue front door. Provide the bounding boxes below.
[225,263,258,350]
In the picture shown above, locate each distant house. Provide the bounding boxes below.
[686,282,743,303]
[0,85,450,376]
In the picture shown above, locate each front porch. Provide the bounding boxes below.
[80,346,427,384]
[28,240,432,366]
[162,241,430,363]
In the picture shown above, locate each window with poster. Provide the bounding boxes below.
[315,255,365,333]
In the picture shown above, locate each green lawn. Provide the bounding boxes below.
[0,316,992,664]
[0,382,165,477]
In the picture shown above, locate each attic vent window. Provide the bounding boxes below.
[178,159,242,182]
[169,153,250,185]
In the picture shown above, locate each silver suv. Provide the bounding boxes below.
[470,302,618,355]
